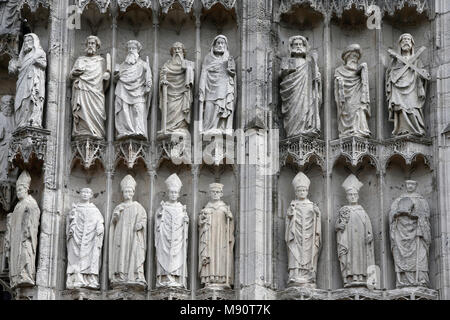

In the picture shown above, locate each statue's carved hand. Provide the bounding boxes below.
[336,222,345,231]
[366,234,373,244]
[103,72,110,81]
[71,68,84,77]
[135,223,143,232]
[112,212,119,224]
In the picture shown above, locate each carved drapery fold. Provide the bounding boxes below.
[159,0,194,13]
[201,0,236,10]
[76,0,111,14]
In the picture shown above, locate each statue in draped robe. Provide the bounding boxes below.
[159,42,194,135]
[8,33,46,129]
[109,175,147,288]
[114,40,152,140]
[66,188,104,290]
[280,35,322,138]
[390,180,431,288]
[386,33,430,137]
[286,172,321,288]
[199,35,236,135]
[0,95,14,180]
[336,174,375,288]
[5,171,41,289]
[334,44,371,138]
[155,174,189,288]
[199,183,234,288]
[71,35,110,139]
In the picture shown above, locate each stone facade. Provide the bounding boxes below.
[0,0,448,301]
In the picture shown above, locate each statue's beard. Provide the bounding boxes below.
[346,59,358,70]
[172,52,184,65]
[213,49,225,56]
[86,47,96,56]
[125,52,139,65]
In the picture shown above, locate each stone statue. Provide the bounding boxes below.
[386,33,430,137]
[285,172,321,288]
[280,35,322,138]
[71,35,110,139]
[159,42,194,134]
[114,40,152,140]
[155,174,189,288]
[199,35,236,135]
[334,44,371,138]
[109,175,147,288]
[336,174,375,288]
[199,183,234,288]
[66,188,104,290]
[8,33,47,129]
[5,171,41,288]
[390,180,431,288]
[0,95,14,180]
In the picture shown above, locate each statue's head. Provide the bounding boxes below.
[289,35,308,58]
[398,33,415,55]
[209,183,224,201]
[212,35,228,56]
[85,35,101,56]
[165,174,182,202]
[0,95,14,117]
[292,172,310,200]
[342,174,363,205]
[405,180,418,193]
[16,171,31,201]
[170,42,186,58]
[80,188,93,202]
[342,44,361,68]
[20,33,42,57]
[125,40,142,65]
[120,175,136,201]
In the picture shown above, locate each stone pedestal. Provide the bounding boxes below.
[150,287,191,300]
[279,287,328,300]
[385,287,438,300]
[61,288,101,300]
[331,288,384,300]
[196,287,235,300]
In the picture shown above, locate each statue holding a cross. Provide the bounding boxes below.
[386,33,430,137]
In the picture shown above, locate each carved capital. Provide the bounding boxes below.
[71,137,106,170]
[8,127,50,170]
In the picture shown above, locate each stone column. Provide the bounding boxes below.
[35,0,70,300]
[435,0,450,299]
[238,0,275,300]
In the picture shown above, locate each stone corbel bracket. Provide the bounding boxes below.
[382,0,431,19]
[330,0,375,18]
[159,0,194,14]
[280,135,326,171]
[201,0,236,11]
[382,135,433,170]
[156,133,192,167]
[71,137,107,170]
[76,0,111,14]
[0,181,15,212]
[8,126,50,170]
[196,287,236,300]
[330,136,380,171]
[278,0,328,18]
[114,139,150,170]
[117,0,152,12]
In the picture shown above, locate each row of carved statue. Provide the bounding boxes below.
[287,172,431,290]
[4,168,430,292]
[5,171,234,291]
[3,32,430,148]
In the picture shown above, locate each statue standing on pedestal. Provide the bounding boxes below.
[199,183,234,288]
[159,42,194,134]
[0,95,14,180]
[155,174,189,288]
[336,174,375,288]
[285,172,321,288]
[390,180,431,288]
[71,35,110,139]
[334,44,371,138]
[66,188,104,290]
[280,35,321,138]
[386,33,430,137]
[114,40,152,140]
[5,171,41,289]
[8,33,46,129]
[199,35,236,135]
[109,175,147,288]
